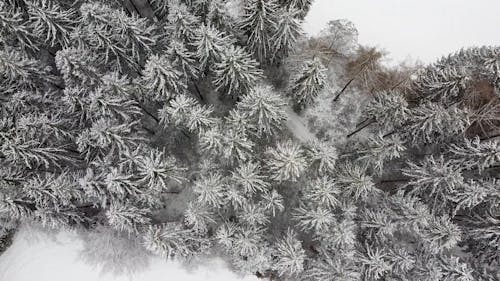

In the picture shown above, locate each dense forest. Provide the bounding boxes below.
[0,0,499,280]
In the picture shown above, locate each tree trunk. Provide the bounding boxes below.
[122,0,156,20]
[346,119,375,138]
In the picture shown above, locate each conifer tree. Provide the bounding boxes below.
[266,140,308,182]
[76,2,157,71]
[236,85,288,137]
[271,6,302,61]
[279,0,313,19]
[167,1,199,40]
[336,163,378,201]
[213,45,263,97]
[364,90,410,128]
[193,173,226,207]
[357,134,406,175]
[0,3,37,51]
[192,24,232,73]
[239,0,279,64]
[231,162,270,195]
[1,47,56,91]
[26,0,77,48]
[273,229,307,277]
[289,57,328,110]
[303,176,341,208]
[306,140,338,175]
[167,39,199,80]
[142,54,186,102]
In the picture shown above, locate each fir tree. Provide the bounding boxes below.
[239,0,279,64]
[260,189,284,216]
[0,3,37,51]
[141,54,186,102]
[236,85,288,137]
[266,140,308,182]
[303,176,341,208]
[405,102,471,144]
[55,47,100,87]
[192,24,232,73]
[142,222,211,258]
[26,0,77,48]
[232,225,265,257]
[1,47,56,91]
[364,90,410,128]
[167,39,199,80]
[306,140,338,175]
[160,95,217,133]
[289,57,328,110]
[238,203,269,226]
[403,156,463,211]
[336,163,378,201]
[279,0,313,19]
[76,2,157,71]
[273,229,307,277]
[106,202,150,234]
[184,201,215,233]
[449,137,500,172]
[213,45,263,97]
[271,6,302,61]
[193,173,226,207]
[231,162,270,195]
[293,204,335,233]
[166,1,199,40]
[357,134,406,175]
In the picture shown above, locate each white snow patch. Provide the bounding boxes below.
[285,107,316,143]
[0,225,257,281]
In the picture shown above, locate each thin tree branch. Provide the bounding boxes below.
[347,119,375,138]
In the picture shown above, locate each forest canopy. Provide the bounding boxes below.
[0,0,499,280]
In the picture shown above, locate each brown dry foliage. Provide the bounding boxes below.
[464,80,500,139]
[345,46,385,90]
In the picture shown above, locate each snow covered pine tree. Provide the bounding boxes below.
[0,0,499,280]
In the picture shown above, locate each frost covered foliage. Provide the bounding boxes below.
[1,1,499,280]
[289,57,328,111]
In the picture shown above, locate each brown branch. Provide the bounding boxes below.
[333,78,355,102]
[347,119,375,138]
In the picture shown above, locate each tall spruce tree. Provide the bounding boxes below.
[289,57,328,110]
[239,0,279,64]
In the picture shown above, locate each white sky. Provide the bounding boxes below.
[304,0,500,65]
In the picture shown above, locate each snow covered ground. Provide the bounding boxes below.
[0,225,257,281]
[285,107,316,143]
